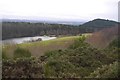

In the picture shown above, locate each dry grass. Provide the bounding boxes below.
[3,36,79,58]
[86,26,118,48]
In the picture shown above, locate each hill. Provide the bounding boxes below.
[80,19,118,32]
[2,19,85,25]
[82,19,118,28]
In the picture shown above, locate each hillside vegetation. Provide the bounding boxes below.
[2,35,119,78]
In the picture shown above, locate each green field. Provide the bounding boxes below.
[3,36,81,58]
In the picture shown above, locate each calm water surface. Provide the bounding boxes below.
[2,36,56,44]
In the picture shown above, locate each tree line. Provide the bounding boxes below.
[2,19,118,40]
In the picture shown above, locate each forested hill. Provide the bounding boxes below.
[79,19,118,32]
[81,19,118,28]
[2,19,119,40]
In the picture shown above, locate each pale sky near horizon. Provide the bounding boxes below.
[0,0,119,21]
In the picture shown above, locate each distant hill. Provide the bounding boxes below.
[79,19,118,32]
[86,26,118,48]
[2,19,85,26]
[81,19,118,28]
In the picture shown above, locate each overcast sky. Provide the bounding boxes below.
[0,0,119,21]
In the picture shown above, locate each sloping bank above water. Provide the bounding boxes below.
[2,36,80,58]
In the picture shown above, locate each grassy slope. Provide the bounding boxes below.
[3,36,80,58]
